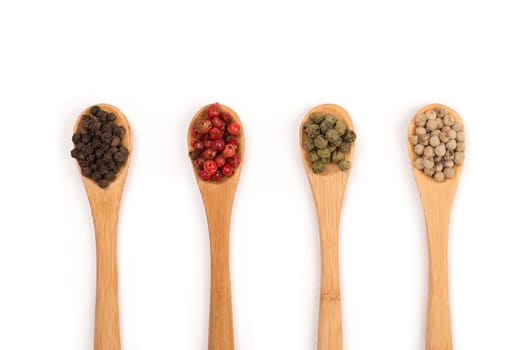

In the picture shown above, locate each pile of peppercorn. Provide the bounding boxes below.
[71,105,129,188]
[302,113,356,173]
[189,103,241,181]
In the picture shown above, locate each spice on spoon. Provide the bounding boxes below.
[410,106,465,182]
[302,113,356,173]
[189,102,242,182]
[70,105,129,188]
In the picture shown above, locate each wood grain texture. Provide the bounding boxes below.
[300,104,355,350]
[74,103,132,350]
[408,103,464,350]
[188,104,244,350]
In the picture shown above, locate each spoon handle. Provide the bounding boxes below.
[314,188,344,350]
[423,205,452,350]
[90,199,122,350]
[203,193,235,350]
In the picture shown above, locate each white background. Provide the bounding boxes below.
[0,1,524,349]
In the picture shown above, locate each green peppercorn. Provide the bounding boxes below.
[309,151,320,163]
[343,130,356,143]
[339,142,351,153]
[317,148,331,159]
[312,160,326,173]
[305,123,320,138]
[334,120,347,136]
[310,113,325,124]
[331,150,344,163]
[314,135,328,149]
[338,159,351,170]
[302,136,315,151]
[303,121,313,130]
[320,119,335,134]
[326,129,342,147]
[325,114,337,124]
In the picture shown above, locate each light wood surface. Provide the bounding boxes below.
[408,103,464,350]
[300,104,355,350]
[74,104,132,350]
[188,104,244,350]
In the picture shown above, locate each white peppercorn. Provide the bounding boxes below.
[426,119,438,131]
[435,143,446,156]
[437,107,447,117]
[436,117,444,129]
[444,160,454,168]
[430,136,440,147]
[414,157,424,170]
[454,152,465,164]
[444,150,454,161]
[415,113,427,127]
[423,157,434,169]
[424,146,435,157]
[415,127,427,136]
[443,114,455,126]
[434,171,445,182]
[425,109,437,120]
[419,134,430,146]
[444,167,455,178]
[424,167,435,177]
[411,106,464,182]
[446,139,457,151]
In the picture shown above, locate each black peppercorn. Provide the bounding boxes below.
[71,105,129,188]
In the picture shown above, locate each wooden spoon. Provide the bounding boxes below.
[408,103,464,350]
[300,104,355,350]
[187,104,244,350]
[74,103,132,350]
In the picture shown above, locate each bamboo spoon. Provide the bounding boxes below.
[74,104,132,350]
[188,104,244,350]
[300,104,355,350]
[408,103,464,350]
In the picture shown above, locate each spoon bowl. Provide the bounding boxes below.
[300,104,355,350]
[408,103,464,350]
[188,103,244,350]
[74,103,132,350]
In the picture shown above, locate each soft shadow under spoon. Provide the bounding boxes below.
[300,104,355,350]
[408,103,465,350]
[188,103,244,350]
[73,103,132,350]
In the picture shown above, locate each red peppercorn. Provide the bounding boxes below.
[211,139,225,151]
[191,128,201,139]
[202,148,217,160]
[222,163,234,177]
[221,111,232,123]
[195,119,212,134]
[207,103,221,118]
[224,134,236,143]
[198,170,211,180]
[194,157,205,169]
[209,127,222,140]
[210,171,222,181]
[228,154,241,168]
[227,122,241,135]
[215,155,226,168]
[204,160,218,174]
[227,139,238,149]
[222,144,236,158]
[204,139,213,148]
[211,117,224,130]
[192,140,204,151]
